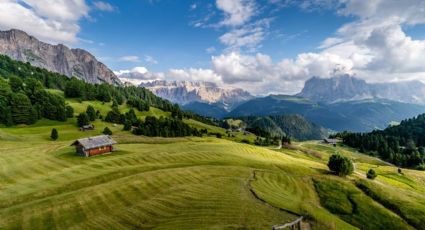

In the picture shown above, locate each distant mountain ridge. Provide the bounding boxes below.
[0,29,121,85]
[229,95,425,132]
[140,80,254,111]
[298,75,425,104]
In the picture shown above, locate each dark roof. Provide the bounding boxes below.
[324,138,338,143]
[71,135,117,149]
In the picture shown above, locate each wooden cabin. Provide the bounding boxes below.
[80,124,95,131]
[323,138,339,145]
[71,135,117,157]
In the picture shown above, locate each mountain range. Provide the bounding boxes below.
[139,80,254,111]
[229,95,425,132]
[0,29,121,85]
[1,28,424,133]
[298,75,425,104]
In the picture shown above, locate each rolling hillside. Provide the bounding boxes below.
[1,118,425,229]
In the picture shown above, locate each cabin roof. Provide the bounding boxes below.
[71,135,117,149]
[324,138,338,143]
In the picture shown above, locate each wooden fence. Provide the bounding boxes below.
[272,216,304,230]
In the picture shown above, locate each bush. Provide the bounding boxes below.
[50,128,58,140]
[103,127,112,135]
[328,154,353,176]
[366,169,377,179]
[241,139,250,144]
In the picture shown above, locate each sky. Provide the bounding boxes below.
[1,0,425,95]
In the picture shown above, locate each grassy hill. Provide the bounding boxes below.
[1,116,425,229]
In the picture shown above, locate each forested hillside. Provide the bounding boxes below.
[337,114,425,168]
[238,115,327,141]
[0,55,212,137]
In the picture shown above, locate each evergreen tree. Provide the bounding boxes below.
[66,105,74,118]
[9,76,23,92]
[86,105,96,121]
[103,127,112,135]
[64,78,84,98]
[77,112,90,127]
[328,154,353,176]
[50,128,58,140]
[10,93,32,124]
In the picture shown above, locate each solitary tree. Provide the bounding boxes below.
[366,169,377,179]
[50,128,58,140]
[86,105,96,121]
[77,112,90,127]
[103,127,112,135]
[328,154,354,176]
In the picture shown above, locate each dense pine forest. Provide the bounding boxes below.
[335,115,425,169]
[0,55,208,137]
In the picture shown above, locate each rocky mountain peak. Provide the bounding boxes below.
[298,75,425,104]
[0,29,121,85]
[139,80,254,110]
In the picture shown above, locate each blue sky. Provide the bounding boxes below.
[1,0,425,95]
[78,0,352,72]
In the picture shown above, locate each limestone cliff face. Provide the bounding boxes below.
[298,75,425,105]
[140,80,254,110]
[0,29,121,85]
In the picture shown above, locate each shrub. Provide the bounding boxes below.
[103,127,112,135]
[241,139,250,144]
[366,169,377,179]
[328,154,354,176]
[50,128,58,140]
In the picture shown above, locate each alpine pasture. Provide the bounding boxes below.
[1,103,425,229]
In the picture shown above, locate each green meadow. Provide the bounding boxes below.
[1,102,425,229]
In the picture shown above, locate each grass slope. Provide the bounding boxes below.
[1,117,425,229]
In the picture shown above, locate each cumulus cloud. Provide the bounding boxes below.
[0,0,89,44]
[115,66,221,87]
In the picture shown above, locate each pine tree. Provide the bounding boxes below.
[50,128,58,140]
[103,127,112,135]
[77,112,90,127]
[66,105,74,118]
[86,105,96,121]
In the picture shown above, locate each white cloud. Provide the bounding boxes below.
[0,0,89,44]
[93,1,115,12]
[206,46,216,54]
[144,55,158,64]
[216,0,256,27]
[219,19,271,52]
[119,56,141,63]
